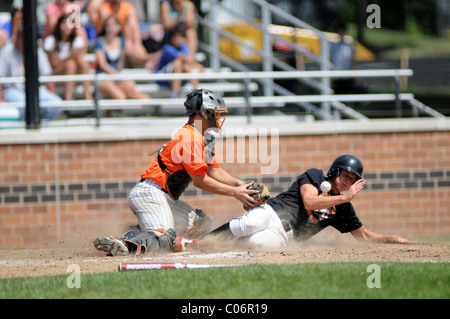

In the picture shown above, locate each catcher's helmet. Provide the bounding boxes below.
[184,89,228,131]
[327,154,363,181]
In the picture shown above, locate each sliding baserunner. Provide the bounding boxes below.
[203,155,412,249]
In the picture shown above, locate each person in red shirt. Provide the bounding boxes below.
[94,89,258,255]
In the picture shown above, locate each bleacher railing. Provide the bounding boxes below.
[0,68,444,128]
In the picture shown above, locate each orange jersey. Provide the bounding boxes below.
[96,1,133,34]
[141,124,220,192]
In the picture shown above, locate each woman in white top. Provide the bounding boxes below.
[43,14,93,101]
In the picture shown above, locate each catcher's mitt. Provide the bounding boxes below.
[246,180,270,206]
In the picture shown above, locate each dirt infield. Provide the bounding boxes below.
[1,230,448,279]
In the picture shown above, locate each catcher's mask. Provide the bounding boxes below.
[184,89,228,132]
[327,154,363,182]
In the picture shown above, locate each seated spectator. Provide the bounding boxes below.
[141,24,165,64]
[126,0,165,55]
[94,14,151,100]
[43,14,93,101]
[2,5,22,44]
[0,29,7,50]
[160,0,198,59]
[155,24,204,97]
[0,20,62,121]
[90,0,156,68]
[42,0,88,45]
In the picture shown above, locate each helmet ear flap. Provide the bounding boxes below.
[184,89,202,114]
[327,167,340,179]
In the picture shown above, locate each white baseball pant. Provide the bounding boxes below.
[127,179,196,235]
[228,204,291,249]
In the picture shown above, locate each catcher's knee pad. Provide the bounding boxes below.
[122,228,177,255]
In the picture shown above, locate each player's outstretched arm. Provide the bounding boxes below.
[191,174,257,208]
[351,226,413,244]
[207,166,243,187]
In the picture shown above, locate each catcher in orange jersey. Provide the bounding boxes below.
[204,155,412,249]
[94,89,259,255]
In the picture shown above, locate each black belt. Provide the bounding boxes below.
[139,178,168,194]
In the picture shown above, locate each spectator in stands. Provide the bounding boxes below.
[1,4,22,44]
[161,0,198,59]
[0,17,62,121]
[155,24,204,98]
[94,14,150,100]
[0,29,7,49]
[42,0,88,45]
[330,21,357,95]
[43,14,93,101]
[89,0,157,68]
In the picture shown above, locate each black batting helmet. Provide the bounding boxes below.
[327,154,363,181]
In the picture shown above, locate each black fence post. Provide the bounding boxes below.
[23,0,40,129]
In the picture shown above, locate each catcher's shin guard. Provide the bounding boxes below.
[122,230,160,255]
[122,228,177,255]
[154,228,177,251]
[94,228,178,256]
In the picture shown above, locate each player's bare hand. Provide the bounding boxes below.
[387,235,414,244]
[343,179,366,202]
[234,182,258,208]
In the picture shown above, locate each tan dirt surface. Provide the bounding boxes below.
[1,230,448,279]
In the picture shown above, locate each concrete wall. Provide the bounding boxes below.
[0,118,449,247]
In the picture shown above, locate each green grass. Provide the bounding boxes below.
[1,262,448,299]
[346,24,450,59]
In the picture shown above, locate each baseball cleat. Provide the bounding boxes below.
[94,236,129,256]
[174,237,198,252]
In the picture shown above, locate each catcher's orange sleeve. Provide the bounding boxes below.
[141,124,219,191]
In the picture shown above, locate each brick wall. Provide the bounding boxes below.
[0,125,449,248]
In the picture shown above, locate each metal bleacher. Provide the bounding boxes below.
[0,0,445,129]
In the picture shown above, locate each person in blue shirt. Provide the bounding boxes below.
[155,24,204,97]
[160,0,198,59]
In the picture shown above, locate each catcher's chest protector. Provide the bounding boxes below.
[159,131,216,200]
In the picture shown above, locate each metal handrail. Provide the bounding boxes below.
[202,1,323,66]
[251,0,331,112]
[1,68,439,124]
[0,69,415,84]
[4,68,443,124]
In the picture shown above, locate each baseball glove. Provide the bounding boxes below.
[246,180,270,206]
